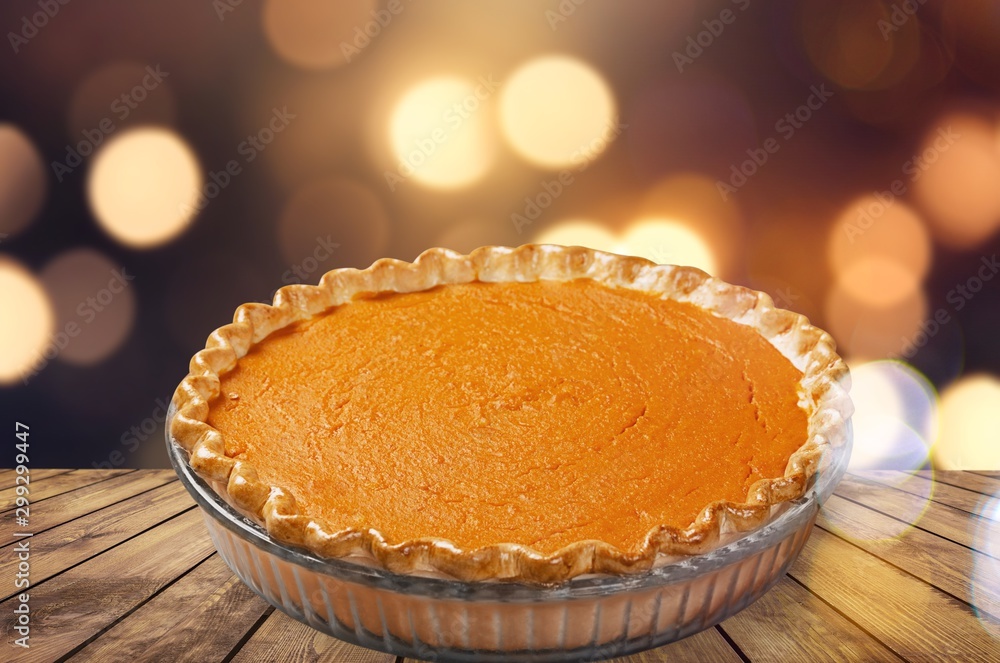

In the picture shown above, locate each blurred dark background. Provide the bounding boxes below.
[1,0,998,470]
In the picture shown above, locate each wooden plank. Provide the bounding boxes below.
[0,508,214,662]
[819,494,1000,619]
[788,526,1000,660]
[720,576,898,661]
[0,469,133,510]
[0,468,71,490]
[0,482,196,602]
[852,470,998,519]
[970,471,1000,479]
[917,470,1000,496]
[0,470,177,538]
[607,627,743,662]
[835,474,1000,558]
[233,608,397,663]
[407,626,743,663]
[72,554,271,662]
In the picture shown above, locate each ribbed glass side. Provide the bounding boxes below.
[203,512,816,662]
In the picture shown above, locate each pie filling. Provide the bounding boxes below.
[207,279,808,555]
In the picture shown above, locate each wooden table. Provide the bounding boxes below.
[1,469,997,661]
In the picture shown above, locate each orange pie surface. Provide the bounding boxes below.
[207,279,808,555]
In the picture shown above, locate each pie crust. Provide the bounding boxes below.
[169,244,852,583]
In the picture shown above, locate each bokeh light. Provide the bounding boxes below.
[262,0,379,70]
[847,360,938,472]
[277,177,389,270]
[640,172,744,280]
[0,124,46,239]
[87,127,202,249]
[533,217,717,274]
[534,220,618,252]
[799,0,920,91]
[835,257,922,309]
[828,197,932,281]
[913,112,1000,248]
[389,77,496,189]
[0,258,54,385]
[435,219,510,255]
[934,374,1000,470]
[39,249,136,366]
[825,279,927,360]
[619,218,717,275]
[499,55,617,169]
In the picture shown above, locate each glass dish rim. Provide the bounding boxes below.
[166,404,851,602]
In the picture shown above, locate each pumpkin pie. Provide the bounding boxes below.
[169,245,851,582]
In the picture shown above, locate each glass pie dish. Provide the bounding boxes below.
[166,403,852,662]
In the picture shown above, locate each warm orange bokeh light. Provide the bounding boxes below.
[641,172,743,280]
[800,0,916,90]
[534,218,717,275]
[500,55,617,169]
[825,281,927,361]
[389,77,496,190]
[40,249,136,366]
[0,124,46,239]
[934,374,1000,470]
[0,258,53,385]
[913,112,1000,248]
[262,0,378,70]
[828,197,932,281]
[87,127,202,249]
[534,220,618,253]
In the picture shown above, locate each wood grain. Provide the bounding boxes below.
[606,627,744,662]
[233,608,397,663]
[917,470,1000,497]
[0,468,71,491]
[0,508,214,662]
[0,469,132,510]
[0,481,196,601]
[72,554,270,663]
[834,474,1000,556]
[721,576,898,661]
[788,526,1000,661]
[819,494,1000,619]
[2,469,997,661]
[1,470,177,536]
[852,471,998,519]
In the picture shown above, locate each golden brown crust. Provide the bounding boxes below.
[169,245,852,583]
